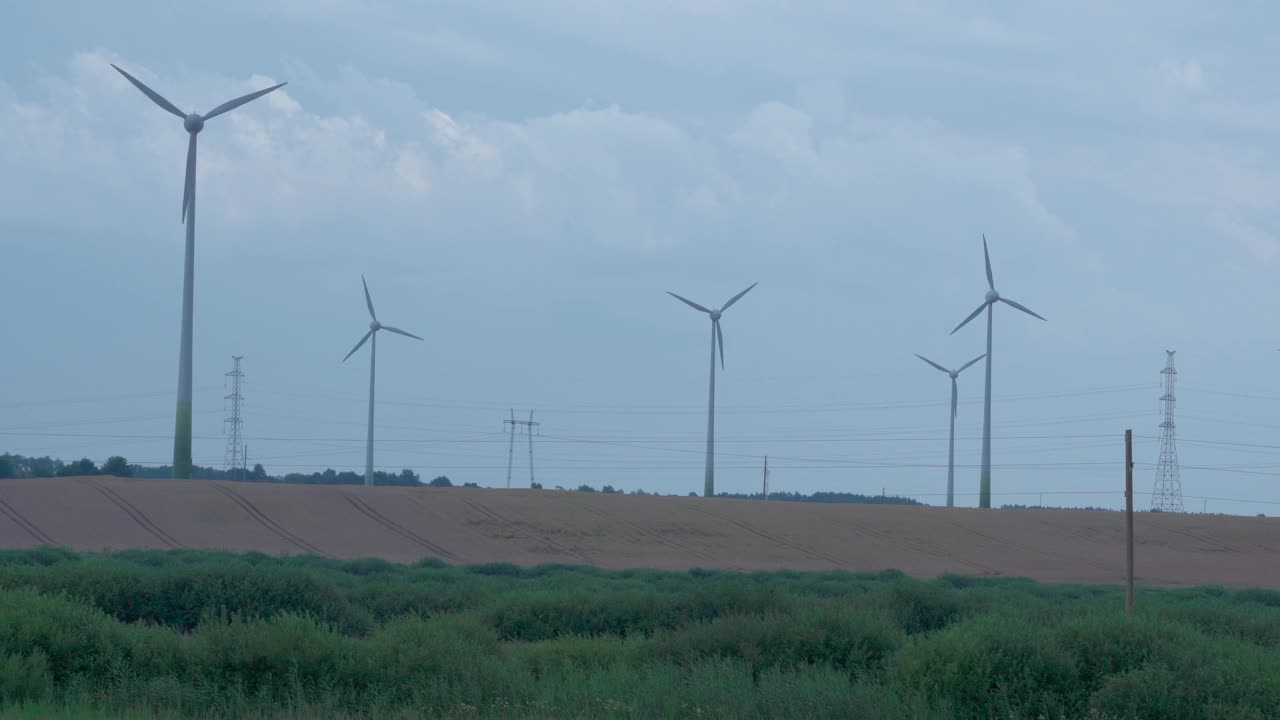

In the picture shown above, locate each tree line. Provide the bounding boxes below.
[3,452,936,506]
[0,453,444,487]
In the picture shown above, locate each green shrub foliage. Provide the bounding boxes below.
[0,548,1275,719]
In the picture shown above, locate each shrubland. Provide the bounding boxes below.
[0,548,1275,719]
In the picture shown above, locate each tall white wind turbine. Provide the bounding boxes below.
[343,276,422,486]
[112,64,286,479]
[915,353,985,508]
[950,235,1045,509]
[668,283,757,498]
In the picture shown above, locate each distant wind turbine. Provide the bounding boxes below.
[343,276,422,486]
[950,235,1045,509]
[915,353,985,508]
[669,283,758,498]
[112,64,286,480]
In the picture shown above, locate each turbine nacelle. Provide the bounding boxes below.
[951,236,1045,335]
[111,63,286,223]
[343,276,423,363]
[667,283,756,371]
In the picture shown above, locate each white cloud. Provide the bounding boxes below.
[968,17,1039,48]
[1160,59,1204,92]
[1217,216,1280,264]
[730,101,819,174]
[249,75,302,117]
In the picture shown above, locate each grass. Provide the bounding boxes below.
[0,547,1276,718]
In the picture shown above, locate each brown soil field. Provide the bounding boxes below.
[0,476,1276,588]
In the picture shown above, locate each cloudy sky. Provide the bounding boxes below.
[3,1,1279,515]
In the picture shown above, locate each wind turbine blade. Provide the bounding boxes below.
[111,64,184,119]
[715,319,725,370]
[182,132,197,223]
[951,377,959,420]
[382,326,423,341]
[343,330,373,362]
[202,82,288,121]
[720,282,758,311]
[361,275,377,321]
[950,302,988,335]
[914,354,949,374]
[983,234,994,291]
[999,297,1046,322]
[958,353,987,373]
[667,292,711,314]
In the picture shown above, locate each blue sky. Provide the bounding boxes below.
[2,2,1279,515]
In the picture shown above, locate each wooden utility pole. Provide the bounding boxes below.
[1125,429,1134,618]
[762,455,769,500]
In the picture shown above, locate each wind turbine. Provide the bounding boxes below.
[951,235,1045,508]
[343,276,422,486]
[112,64,286,480]
[915,353,985,508]
[668,283,757,498]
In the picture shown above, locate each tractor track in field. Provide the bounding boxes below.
[458,497,594,564]
[0,498,55,545]
[688,505,845,568]
[213,483,330,558]
[1143,518,1241,554]
[834,512,999,575]
[550,493,712,563]
[937,516,1116,574]
[80,479,183,549]
[342,493,461,562]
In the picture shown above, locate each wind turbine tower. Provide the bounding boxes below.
[1150,350,1184,512]
[914,353,985,507]
[112,64,286,479]
[669,283,757,498]
[342,276,423,486]
[951,236,1045,509]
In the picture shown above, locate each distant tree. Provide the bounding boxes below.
[530,482,543,489]
[463,482,479,488]
[577,484,597,493]
[688,492,698,497]
[101,456,132,477]
[428,476,452,487]
[554,485,565,491]
[399,469,419,485]
[29,456,60,478]
[250,464,267,481]
[57,458,98,476]
[0,454,15,479]
[601,485,619,494]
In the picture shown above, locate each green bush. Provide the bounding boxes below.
[191,613,357,701]
[0,588,127,682]
[0,650,52,704]
[882,579,964,634]
[643,604,901,677]
[888,614,1083,719]
[0,549,1275,719]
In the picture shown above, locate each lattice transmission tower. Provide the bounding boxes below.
[505,409,540,488]
[1150,350,1184,512]
[223,356,246,480]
